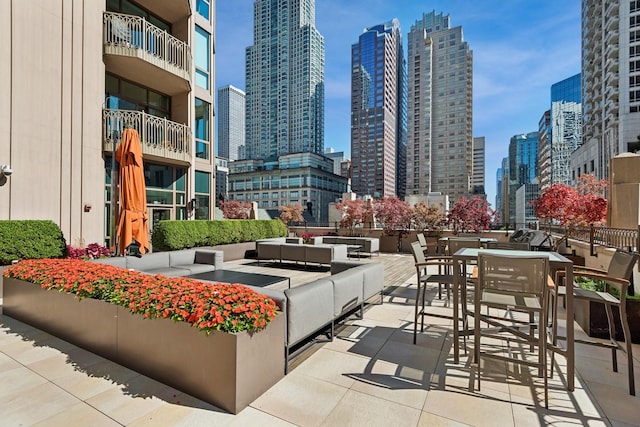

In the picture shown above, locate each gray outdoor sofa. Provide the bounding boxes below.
[256,238,348,266]
[90,248,224,277]
[312,236,380,257]
[243,259,385,373]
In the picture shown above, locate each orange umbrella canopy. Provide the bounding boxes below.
[115,128,150,255]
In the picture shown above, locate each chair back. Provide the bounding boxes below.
[478,253,549,296]
[486,241,531,251]
[607,250,639,284]
[447,238,481,255]
[410,240,426,264]
[416,233,427,247]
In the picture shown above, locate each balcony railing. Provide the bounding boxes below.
[103,12,191,81]
[544,224,639,254]
[103,109,191,164]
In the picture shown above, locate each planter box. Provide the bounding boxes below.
[3,278,285,414]
[574,297,640,344]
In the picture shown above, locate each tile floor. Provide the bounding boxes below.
[1,254,639,426]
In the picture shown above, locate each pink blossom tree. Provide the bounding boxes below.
[219,201,251,219]
[278,203,305,225]
[447,196,496,234]
[335,199,373,236]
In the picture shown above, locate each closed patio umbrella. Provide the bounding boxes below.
[115,127,150,255]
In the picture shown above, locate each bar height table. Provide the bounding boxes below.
[451,248,575,391]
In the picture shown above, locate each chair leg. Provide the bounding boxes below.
[604,303,618,372]
[421,281,427,333]
[619,303,636,396]
[413,282,421,344]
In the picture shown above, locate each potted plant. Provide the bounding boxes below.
[2,259,284,414]
[372,197,412,253]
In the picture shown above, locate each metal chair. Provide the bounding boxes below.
[474,253,551,408]
[486,241,531,251]
[416,232,438,255]
[410,241,454,344]
[551,249,638,395]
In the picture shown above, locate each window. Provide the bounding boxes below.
[195,26,210,89]
[196,0,210,20]
[194,171,210,219]
[195,98,210,159]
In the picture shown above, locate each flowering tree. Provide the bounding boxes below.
[278,203,304,225]
[372,197,412,236]
[335,199,373,236]
[220,201,251,219]
[534,174,607,249]
[447,196,496,233]
[411,201,445,233]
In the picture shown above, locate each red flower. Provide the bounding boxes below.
[3,258,280,334]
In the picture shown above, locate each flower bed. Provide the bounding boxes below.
[2,259,285,413]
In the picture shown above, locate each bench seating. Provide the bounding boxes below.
[243,260,384,373]
[90,248,224,277]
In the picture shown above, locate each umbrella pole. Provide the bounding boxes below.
[111,131,120,256]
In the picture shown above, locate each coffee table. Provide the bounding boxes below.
[189,270,291,288]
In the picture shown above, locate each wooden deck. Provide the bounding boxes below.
[222,252,416,291]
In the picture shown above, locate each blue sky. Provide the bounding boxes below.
[215,1,581,207]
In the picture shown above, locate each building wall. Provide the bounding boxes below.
[0,0,105,246]
[471,136,485,192]
[1,0,215,246]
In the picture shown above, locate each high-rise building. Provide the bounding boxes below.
[217,85,245,161]
[1,0,216,246]
[545,74,582,188]
[245,0,325,160]
[324,149,345,176]
[495,159,508,225]
[537,110,552,191]
[471,137,485,195]
[508,132,539,225]
[578,0,640,180]
[350,19,406,199]
[406,11,473,204]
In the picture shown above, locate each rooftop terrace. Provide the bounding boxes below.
[1,253,638,426]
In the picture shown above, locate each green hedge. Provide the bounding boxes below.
[151,219,287,251]
[0,220,67,265]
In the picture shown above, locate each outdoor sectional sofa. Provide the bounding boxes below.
[256,237,348,266]
[90,248,224,276]
[242,259,385,372]
[312,236,380,257]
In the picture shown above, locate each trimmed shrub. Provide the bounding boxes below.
[0,220,67,265]
[151,219,287,251]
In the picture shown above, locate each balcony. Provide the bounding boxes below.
[103,12,191,96]
[103,109,192,165]
[132,0,191,24]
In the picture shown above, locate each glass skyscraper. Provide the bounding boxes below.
[406,11,473,204]
[550,74,582,187]
[350,19,406,198]
[245,0,325,160]
[508,132,538,224]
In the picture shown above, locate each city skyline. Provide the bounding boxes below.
[216,1,581,205]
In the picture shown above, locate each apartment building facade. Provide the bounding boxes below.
[406,11,473,204]
[245,0,325,160]
[578,0,640,180]
[1,0,216,247]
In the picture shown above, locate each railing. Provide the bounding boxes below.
[103,109,191,164]
[103,12,191,77]
[542,223,639,255]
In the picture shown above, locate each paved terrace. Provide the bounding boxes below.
[1,253,639,426]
